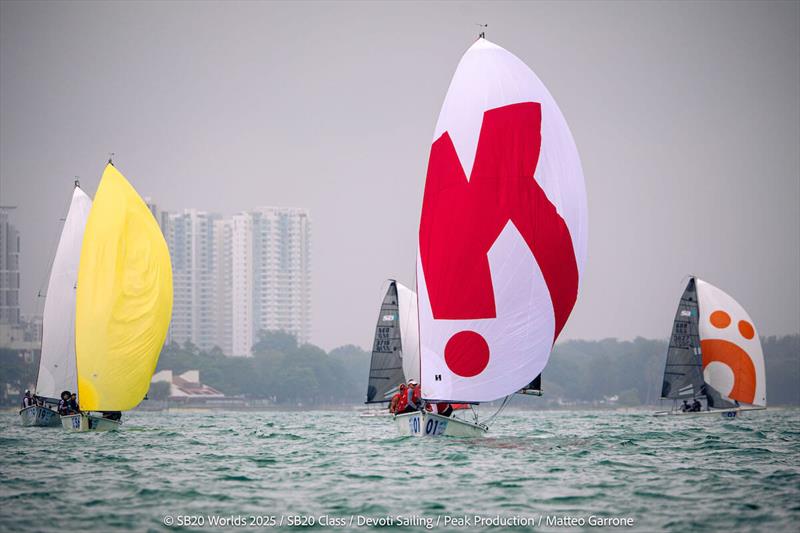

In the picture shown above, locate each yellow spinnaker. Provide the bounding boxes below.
[76,164,173,411]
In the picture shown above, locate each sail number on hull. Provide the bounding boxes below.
[408,414,448,436]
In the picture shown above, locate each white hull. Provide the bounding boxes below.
[654,406,766,418]
[394,410,487,437]
[61,413,122,432]
[19,405,61,427]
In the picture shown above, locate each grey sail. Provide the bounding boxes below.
[518,373,542,396]
[661,278,735,409]
[365,281,405,403]
[661,278,705,399]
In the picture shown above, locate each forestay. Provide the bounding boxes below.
[417,39,587,402]
[36,186,92,400]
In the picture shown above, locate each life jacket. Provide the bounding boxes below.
[389,392,401,413]
[410,385,422,406]
[396,386,408,412]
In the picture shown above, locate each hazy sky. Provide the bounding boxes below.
[1,1,798,351]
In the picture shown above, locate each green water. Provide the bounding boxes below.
[1,408,798,532]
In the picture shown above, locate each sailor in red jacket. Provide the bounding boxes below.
[389,383,407,414]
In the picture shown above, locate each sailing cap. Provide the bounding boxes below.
[407,379,418,385]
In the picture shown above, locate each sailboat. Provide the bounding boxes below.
[396,36,587,437]
[19,183,91,427]
[365,279,543,419]
[61,162,173,432]
[363,280,419,415]
[656,277,766,418]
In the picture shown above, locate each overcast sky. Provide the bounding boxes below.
[1,1,798,350]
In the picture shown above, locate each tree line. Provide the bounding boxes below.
[2,333,798,406]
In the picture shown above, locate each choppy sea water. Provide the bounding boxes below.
[1,408,798,532]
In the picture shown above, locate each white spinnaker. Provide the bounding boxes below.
[432,39,587,271]
[417,39,586,402]
[396,282,419,383]
[696,279,766,407]
[35,187,92,399]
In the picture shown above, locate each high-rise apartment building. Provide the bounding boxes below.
[0,207,21,325]
[165,209,222,351]
[163,206,311,356]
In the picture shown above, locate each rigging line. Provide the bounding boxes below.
[35,205,71,302]
[481,394,514,428]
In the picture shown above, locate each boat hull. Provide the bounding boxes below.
[19,406,61,427]
[653,406,766,418]
[394,411,487,437]
[61,413,122,432]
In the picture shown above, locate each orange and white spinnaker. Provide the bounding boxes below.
[696,279,766,407]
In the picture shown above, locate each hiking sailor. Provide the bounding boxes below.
[21,390,33,408]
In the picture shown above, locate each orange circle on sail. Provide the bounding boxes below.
[738,320,755,339]
[710,310,731,329]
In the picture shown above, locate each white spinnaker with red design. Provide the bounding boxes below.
[696,279,766,407]
[417,39,587,402]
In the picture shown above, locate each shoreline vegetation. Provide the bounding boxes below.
[2,331,798,408]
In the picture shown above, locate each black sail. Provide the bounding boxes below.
[661,278,735,409]
[661,278,705,399]
[518,373,542,396]
[365,281,405,403]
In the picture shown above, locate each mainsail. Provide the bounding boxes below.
[519,374,542,396]
[417,38,587,403]
[366,280,419,403]
[35,185,92,400]
[661,278,705,400]
[75,164,173,411]
[366,281,404,403]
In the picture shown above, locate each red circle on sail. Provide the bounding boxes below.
[444,331,490,377]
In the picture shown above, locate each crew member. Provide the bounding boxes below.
[691,398,702,412]
[21,390,33,408]
[680,400,690,412]
[389,384,406,414]
[436,403,454,417]
[398,379,423,414]
[58,391,71,415]
[68,393,80,414]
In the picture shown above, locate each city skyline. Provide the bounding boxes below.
[1,1,798,351]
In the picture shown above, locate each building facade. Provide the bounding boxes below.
[163,207,311,356]
[0,207,21,325]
